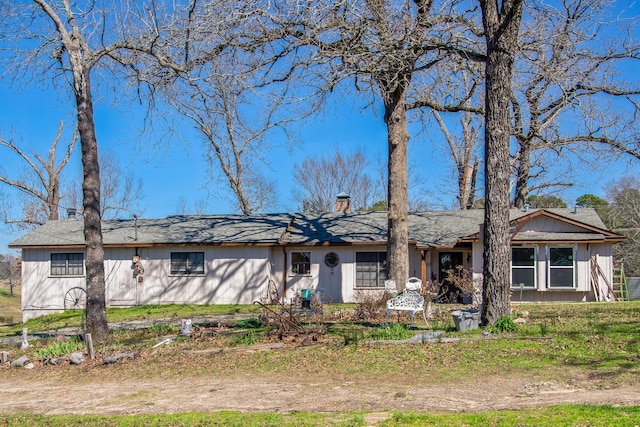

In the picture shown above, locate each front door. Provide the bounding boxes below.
[438,252,464,303]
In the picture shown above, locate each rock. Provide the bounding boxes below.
[69,352,85,365]
[24,362,34,369]
[45,358,62,366]
[0,351,9,364]
[408,331,445,343]
[514,318,527,324]
[102,352,136,365]
[11,355,30,368]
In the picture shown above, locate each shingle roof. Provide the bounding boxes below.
[8,207,618,248]
[9,214,292,247]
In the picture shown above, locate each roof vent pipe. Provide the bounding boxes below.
[67,208,77,219]
[523,204,529,213]
[574,205,580,214]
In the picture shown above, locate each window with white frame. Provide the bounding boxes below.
[291,251,311,275]
[511,247,536,288]
[548,247,576,288]
[355,251,387,288]
[170,252,205,275]
[51,253,84,276]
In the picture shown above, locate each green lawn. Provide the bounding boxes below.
[1,405,640,426]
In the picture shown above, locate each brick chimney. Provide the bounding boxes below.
[335,192,351,213]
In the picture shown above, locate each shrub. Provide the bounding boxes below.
[489,316,517,333]
[354,290,389,322]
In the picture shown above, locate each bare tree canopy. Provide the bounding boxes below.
[153,59,303,215]
[432,108,482,209]
[293,148,378,212]
[0,121,77,228]
[511,0,640,208]
[602,176,640,276]
[66,150,145,220]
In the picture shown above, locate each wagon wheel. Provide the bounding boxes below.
[64,287,87,333]
[64,287,87,310]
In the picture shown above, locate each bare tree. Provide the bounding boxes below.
[604,176,640,276]
[293,148,378,212]
[510,0,640,208]
[0,0,180,342]
[432,109,482,209]
[0,121,77,228]
[99,152,144,219]
[1,0,227,340]
[479,0,524,325]
[256,0,484,286]
[67,151,144,219]
[160,71,293,215]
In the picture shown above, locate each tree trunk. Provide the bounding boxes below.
[466,159,479,209]
[49,175,60,220]
[383,86,410,289]
[480,0,524,326]
[513,140,531,208]
[69,49,109,344]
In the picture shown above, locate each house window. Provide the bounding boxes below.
[511,247,536,288]
[291,251,311,275]
[548,247,576,288]
[51,253,84,276]
[355,252,387,288]
[170,252,204,275]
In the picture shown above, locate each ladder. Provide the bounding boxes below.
[613,261,630,302]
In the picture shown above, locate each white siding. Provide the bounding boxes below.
[21,245,271,321]
[519,216,588,233]
[21,248,86,321]
[137,246,270,305]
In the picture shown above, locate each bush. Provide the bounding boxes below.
[489,316,517,333]
[354,290,390,322]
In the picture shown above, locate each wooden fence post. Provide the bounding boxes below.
[85,333,95,360]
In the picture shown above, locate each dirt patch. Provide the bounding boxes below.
[2,348,639,416]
